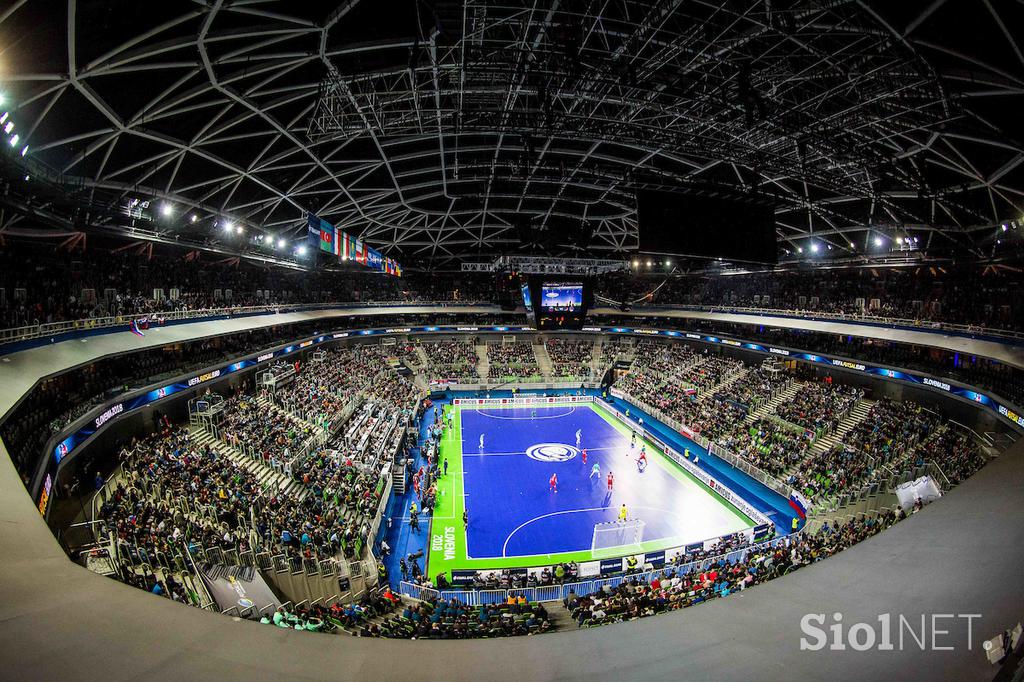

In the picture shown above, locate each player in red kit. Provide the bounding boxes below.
[549,473,558,493]
[607,471,614,492]
[636,449,648,472]
[581,448,587,465]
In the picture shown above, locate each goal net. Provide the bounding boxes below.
[591,519,646,558]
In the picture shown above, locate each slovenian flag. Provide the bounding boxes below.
[789,490,810,519]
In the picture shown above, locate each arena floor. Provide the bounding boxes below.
[427,402,753,577]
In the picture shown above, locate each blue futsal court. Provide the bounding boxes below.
[457,403,753,561]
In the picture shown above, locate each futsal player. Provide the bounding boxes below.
[607,470,615,493]
[630,430,636,450]
[590,462,601,482]
[479,433,485,449]
[636,449,647,472]
[549,473,558,493]
[575,428,582,447]
[618,503,628,521]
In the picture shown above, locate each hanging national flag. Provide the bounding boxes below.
[788,490,810,519]
[318,224,335,254]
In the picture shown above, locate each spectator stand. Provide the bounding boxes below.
[400,532,802,608]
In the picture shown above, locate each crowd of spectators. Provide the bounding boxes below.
[368,594,552,639]
[600,338,634,364]
[789,399,944,500]
[0,242,494,330]
[598,267,1024,332]
[421,339,480,380]
[4,239,1023,341]
[487,342,540,380]
[632,339,696,377]
[774,381,861,434]
[567,509,903,628]
[260,585,402,633]
[544,338,593,379]
[716,418,810,476]
[713,366,788,411]
[677,355,743,392]
[919,429,986,485]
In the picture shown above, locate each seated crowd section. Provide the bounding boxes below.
[94,343,421,618]
[788,398,984,501]
[544,337,594,379]
[597,267,1023,331]
[420,339,480,381]
[486,341,540,381]
[566,509,903,629]
[2,240,1021,335]
[612,341,983,500]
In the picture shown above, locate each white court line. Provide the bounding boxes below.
[461,446,617,457]
[473,407,576,420]
[500,504,692,557]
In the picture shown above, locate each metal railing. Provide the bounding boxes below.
[634,303,1024,342]
[0,299,491,345]
[398,534,800,605]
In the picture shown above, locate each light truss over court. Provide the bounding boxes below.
[1,1,1022,267]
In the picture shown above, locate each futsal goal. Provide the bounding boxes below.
[591,519,646,559]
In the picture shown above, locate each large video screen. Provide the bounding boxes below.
[540,283,583,312]
[521,283,533,311]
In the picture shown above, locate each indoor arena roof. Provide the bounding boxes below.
[1,1,1023,266]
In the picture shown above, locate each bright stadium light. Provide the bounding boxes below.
[160,203,173,217]
[9,134,18,147]
[810,243,819,253]
[297,245,308,256]
[874,236,884,247]
[20,145,28,156]
[797,246,803,253]
[190,214,198,223]
[3,121,12,134]
[0,112,7,124]
[235,225,243,234]
[222,220,233,231]
[277,238,286,249]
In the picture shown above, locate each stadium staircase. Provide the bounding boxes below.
[745,381,801,423]
[534,338,554,379]
[188,426,305,500]
[414,345,430,370]
[590,338,606,379]
[586,339,601,381]
[806,398,875,458]
[475,342,489,379]
[544,601,575,630]
[708,367,749,395]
